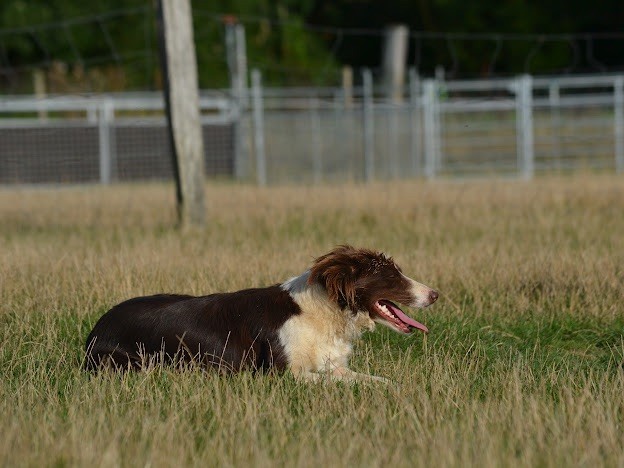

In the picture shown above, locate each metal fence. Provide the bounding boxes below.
[0,93,235,184]
[248,72,624,184]
[1,72,623,185]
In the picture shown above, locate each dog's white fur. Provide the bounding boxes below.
[280,269,433,383]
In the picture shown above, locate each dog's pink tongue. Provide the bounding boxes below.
[387,302,429,333]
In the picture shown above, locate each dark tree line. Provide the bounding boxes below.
[1,0,623,91]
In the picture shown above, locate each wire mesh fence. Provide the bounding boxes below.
[0,72,623,186]
[243,72,624,184]
[0,93,235,184]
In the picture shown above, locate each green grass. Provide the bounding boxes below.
[0,175,623,467]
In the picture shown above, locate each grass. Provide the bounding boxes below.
[0,174,623,467]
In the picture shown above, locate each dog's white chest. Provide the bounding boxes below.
[278,316,353,372]
[279,270,375,374]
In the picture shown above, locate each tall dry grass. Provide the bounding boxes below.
[1,174,623,467]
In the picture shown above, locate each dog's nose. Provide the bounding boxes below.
[429,290,439,303]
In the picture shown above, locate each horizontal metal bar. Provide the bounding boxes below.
[0,94,229,113]
[440,100,516,112]
[532,74,622,88]
[0,116,233,128]
[533,95,614,108]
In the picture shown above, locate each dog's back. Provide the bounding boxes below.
[84,287,298,372]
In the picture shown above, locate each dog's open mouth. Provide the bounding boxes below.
[373,300,429,334]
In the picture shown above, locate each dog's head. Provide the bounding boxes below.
[308,245,438,334]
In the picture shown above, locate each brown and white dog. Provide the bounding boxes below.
[84,245,438,382]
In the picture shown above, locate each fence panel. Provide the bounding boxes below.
[0,124,99,183]
[0,94,234,184]
[1,73,623,185]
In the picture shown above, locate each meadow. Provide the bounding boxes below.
[1,174,623,467]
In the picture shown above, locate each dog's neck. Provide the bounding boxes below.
[281,269,312,294]
[281,270,375,339]
[279,270,375,373]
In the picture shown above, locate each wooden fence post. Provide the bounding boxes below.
[157,0,205,227]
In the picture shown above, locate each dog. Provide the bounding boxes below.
[84,245,438,382]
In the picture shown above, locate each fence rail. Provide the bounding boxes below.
[1,72,623,185]
[0,93,235,184]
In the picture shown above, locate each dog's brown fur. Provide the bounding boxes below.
[85,245,438,382]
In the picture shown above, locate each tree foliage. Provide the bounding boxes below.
[0,0,622,91]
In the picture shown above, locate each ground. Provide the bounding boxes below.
[0,174,622,466]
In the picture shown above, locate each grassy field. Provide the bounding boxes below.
[1,174,623,467]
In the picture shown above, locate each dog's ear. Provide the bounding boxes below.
[309,246,359,310]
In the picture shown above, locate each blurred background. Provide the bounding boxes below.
[1,0,623,185]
